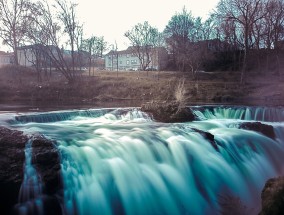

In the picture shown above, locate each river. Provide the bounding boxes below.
[0,105,284,215]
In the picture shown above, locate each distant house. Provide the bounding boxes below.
[105,46,168,71]
[0,51,13,67]
[18,44,91,69]
[17,44,58,67]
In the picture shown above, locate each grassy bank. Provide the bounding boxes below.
[0,65,283,107]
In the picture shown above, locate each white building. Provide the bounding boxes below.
[0,51,13,67]
[105,46,168,71]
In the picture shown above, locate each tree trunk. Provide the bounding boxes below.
[240,49,247,85]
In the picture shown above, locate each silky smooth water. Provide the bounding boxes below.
[3,106,284,215]
[15,139,44,215]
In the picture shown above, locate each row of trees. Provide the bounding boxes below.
[124,0,284,82]
[1,0,284,83]
[0,0,108,82]
[216,0,284,82]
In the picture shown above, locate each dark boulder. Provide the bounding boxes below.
[141,101,195,123]
[191,128,219,152]
[260,177,284,215]
[0,127,63,215]
[239,122,275,139]
[32,136,62,196]
[0,127,27,215]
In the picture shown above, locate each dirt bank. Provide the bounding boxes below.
[0,66,283,107]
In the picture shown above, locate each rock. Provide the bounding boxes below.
[32,136,63,196]
[0,127,27,215]
[0,127,63,215]
[260,177,284,215]
[239,122,275,139]
[141,101,195,123]
[191,128,219,152]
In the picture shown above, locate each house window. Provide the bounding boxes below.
[126,60,129,65]
[126,54,129,58]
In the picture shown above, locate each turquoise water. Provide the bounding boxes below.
[3,106,284,215]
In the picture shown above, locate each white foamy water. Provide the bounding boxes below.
[3,106,284,215]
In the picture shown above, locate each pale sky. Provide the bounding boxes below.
[0,0,219,52]
[77,0,219,50]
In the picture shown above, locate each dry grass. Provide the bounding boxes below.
[0,66,282,105]
[174,78,187,106]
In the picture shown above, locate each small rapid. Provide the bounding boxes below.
[3,106,284,215]
[191,106,284,122]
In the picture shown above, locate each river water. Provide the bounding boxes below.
[1,105,284,215]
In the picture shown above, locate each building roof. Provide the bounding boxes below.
[105,46,167,56]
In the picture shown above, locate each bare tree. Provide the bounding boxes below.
[164,7,195,72]
[55,0,80,73]
[75,24,84,70]
[26,0,77,82]
[96,36,108,58]
[82,36,108,75]
[264,0,284,74]
[215,0,267,83]
[0,0,33,65]
[82,36,96,76]
[124,21,160,71]
[164,7,212,76]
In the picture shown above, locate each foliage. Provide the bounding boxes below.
[164,7,215,75]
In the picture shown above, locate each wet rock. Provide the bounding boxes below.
[191,128,219,152]
[239,122,275,139]
[0,127,63,215]
[260,177,284,215]
[141,101,195,123]
[0,127,28,215]
[32,136,63,196]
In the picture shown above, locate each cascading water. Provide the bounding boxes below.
[15,139,44,215]
[3,106,284,215]
[191,106,284,122]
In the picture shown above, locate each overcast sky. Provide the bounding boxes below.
[77,0,219,50]
[1,0,219,52]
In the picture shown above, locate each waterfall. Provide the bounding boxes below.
[15,139,44,215]
[13,108,115,123]
[5,107,284,215]
[191,106,284,122]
